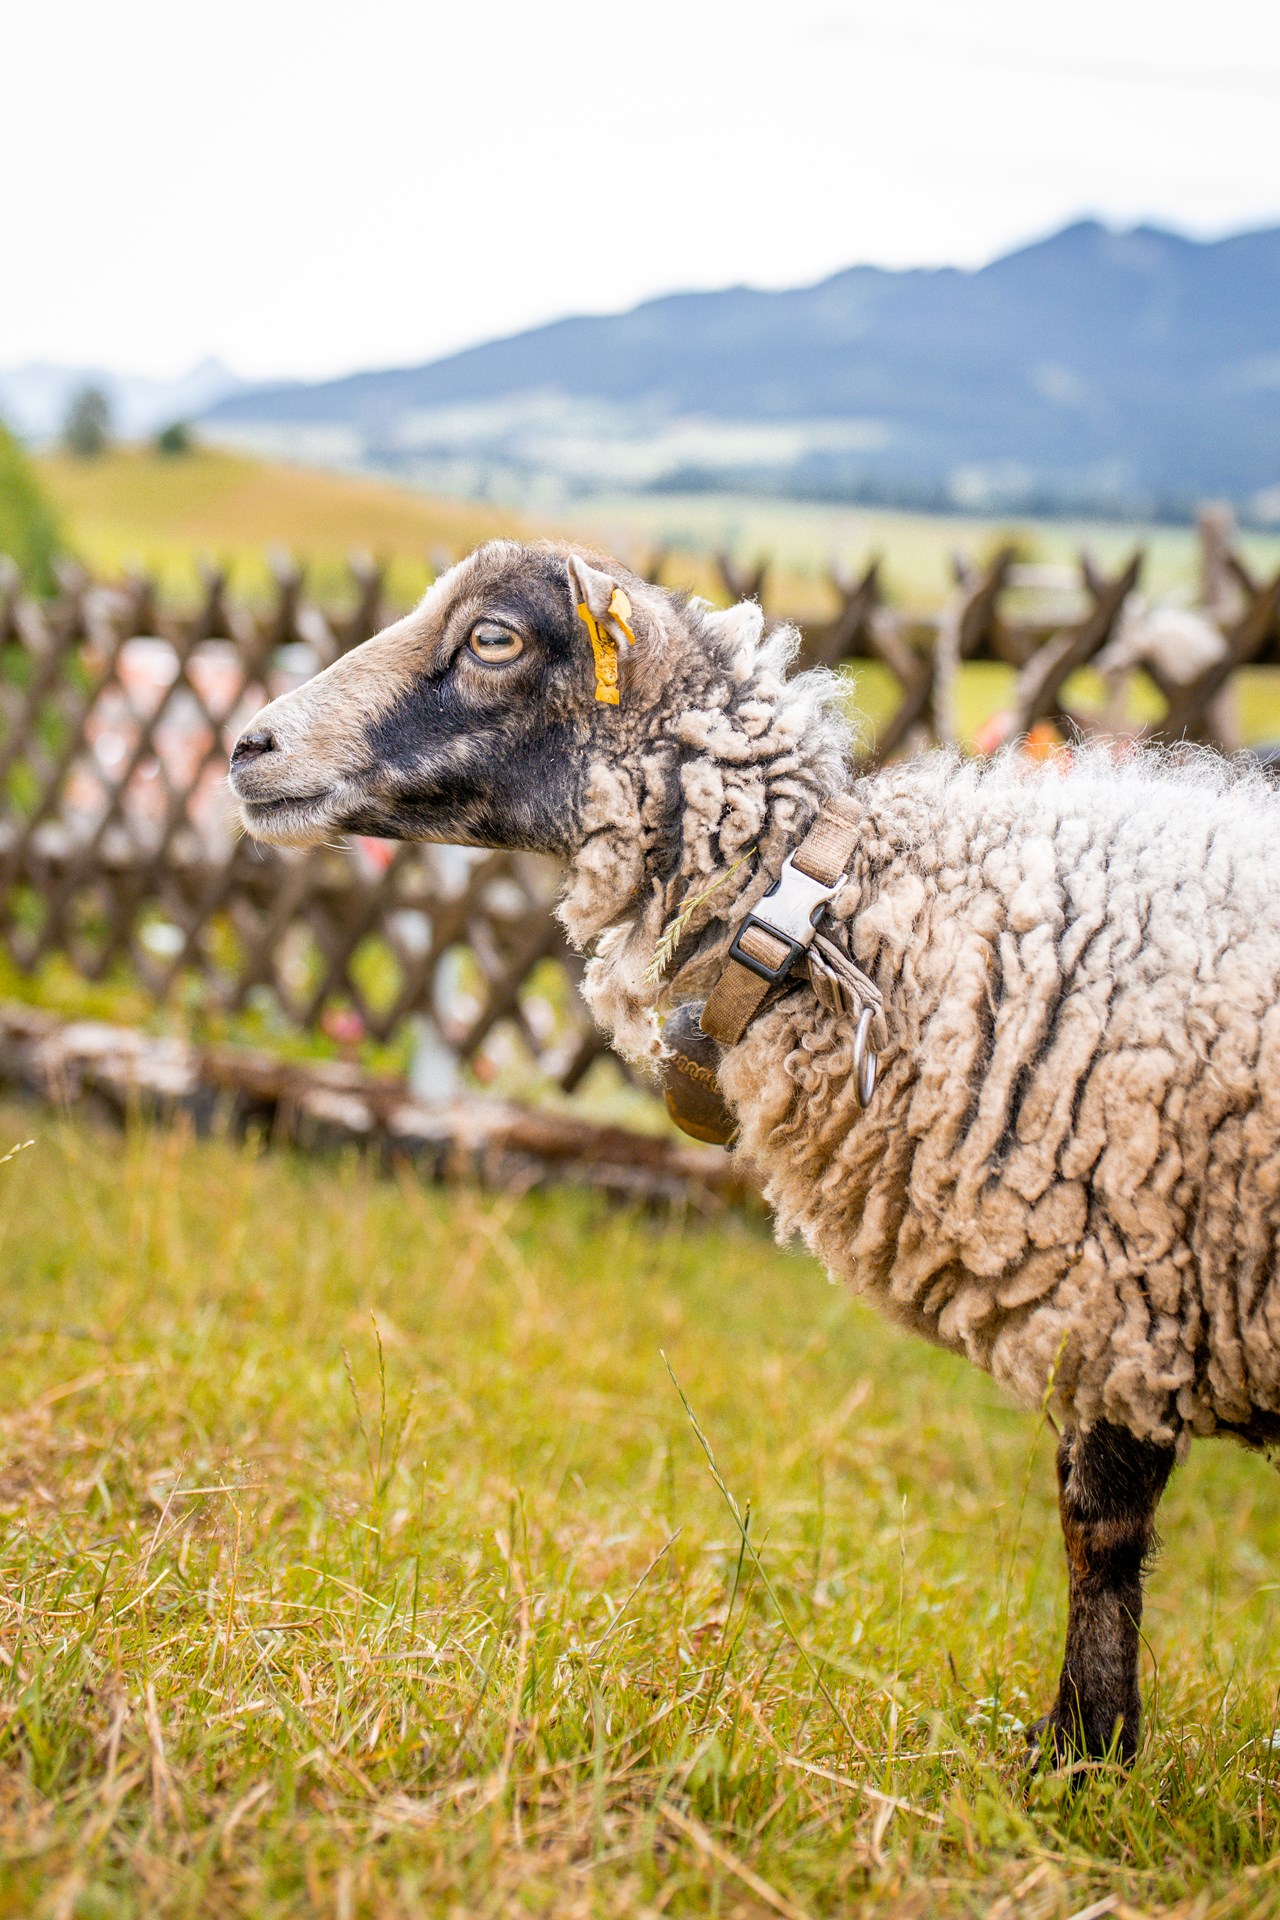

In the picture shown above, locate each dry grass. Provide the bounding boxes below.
[2,1103,1280,1916]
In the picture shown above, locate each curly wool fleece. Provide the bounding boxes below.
[559,603,1280,1450]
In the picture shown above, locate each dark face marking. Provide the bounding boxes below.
[347,557,590,854]
[229,543,631,855]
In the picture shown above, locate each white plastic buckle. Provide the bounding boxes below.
[727,854,838,986]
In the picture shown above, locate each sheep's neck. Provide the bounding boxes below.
[559,650,849,1061]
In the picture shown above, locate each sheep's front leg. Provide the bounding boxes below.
[1032,1421,1175,1767]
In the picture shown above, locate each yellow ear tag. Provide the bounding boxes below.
[576,588,635,706]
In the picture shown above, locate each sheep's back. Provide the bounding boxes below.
[725,750,1280,1446]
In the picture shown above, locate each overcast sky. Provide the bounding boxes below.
[6,0,1279,383]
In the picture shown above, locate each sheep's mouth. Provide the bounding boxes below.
[235,788,338,846]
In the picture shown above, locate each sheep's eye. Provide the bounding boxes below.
[468,620,523,664]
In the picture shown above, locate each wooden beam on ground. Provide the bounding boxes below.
[0,1003,751,1211]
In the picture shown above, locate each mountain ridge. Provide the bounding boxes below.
[204,219,1280,519]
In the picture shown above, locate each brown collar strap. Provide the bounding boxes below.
[699,800,863,1048]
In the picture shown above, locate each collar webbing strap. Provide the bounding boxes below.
[699,800,861,1047]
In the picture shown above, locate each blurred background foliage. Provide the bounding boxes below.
[0,417,61,594]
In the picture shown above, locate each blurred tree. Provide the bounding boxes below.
[63,383,112,457]
[0,418,61,592]
[155,419,193,457]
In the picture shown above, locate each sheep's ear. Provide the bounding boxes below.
[567,554,637,706]
[567,554,617,622]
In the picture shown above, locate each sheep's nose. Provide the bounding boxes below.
[232,728,276,762]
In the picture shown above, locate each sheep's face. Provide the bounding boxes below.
[228,541,665,855]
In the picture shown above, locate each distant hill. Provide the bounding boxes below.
[203,221,1280,520]
[33,445,540,605]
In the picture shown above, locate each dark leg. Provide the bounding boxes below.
[1032,1420,1175,1767]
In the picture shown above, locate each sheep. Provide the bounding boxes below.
[1094,591,1236,744]
[229,538,1280,1769]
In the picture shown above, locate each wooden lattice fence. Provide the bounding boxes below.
[2,514,1279,1101]
[0,558,609,1095]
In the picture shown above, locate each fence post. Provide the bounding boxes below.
[0,557,19,646]
[801,559,881,669]
[715,552,769,605]
[1199,503,1240,623]
[933,549,1015,746]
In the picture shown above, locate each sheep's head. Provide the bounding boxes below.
[230,537,848,1055]
[228,540,690,855]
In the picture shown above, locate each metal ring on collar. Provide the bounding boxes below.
[853,1005,878,1110]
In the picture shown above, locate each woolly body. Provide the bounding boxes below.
[559,612,1280,1453]
[729,754,1280,1449]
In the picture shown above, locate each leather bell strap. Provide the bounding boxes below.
[699,800,862,1047]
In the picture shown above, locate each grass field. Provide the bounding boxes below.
[33,449,542,610]
[37,445,1280,625]
[4,1105,1280,1917]
[572,491,1280,620]
[14,444,1280,1913]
